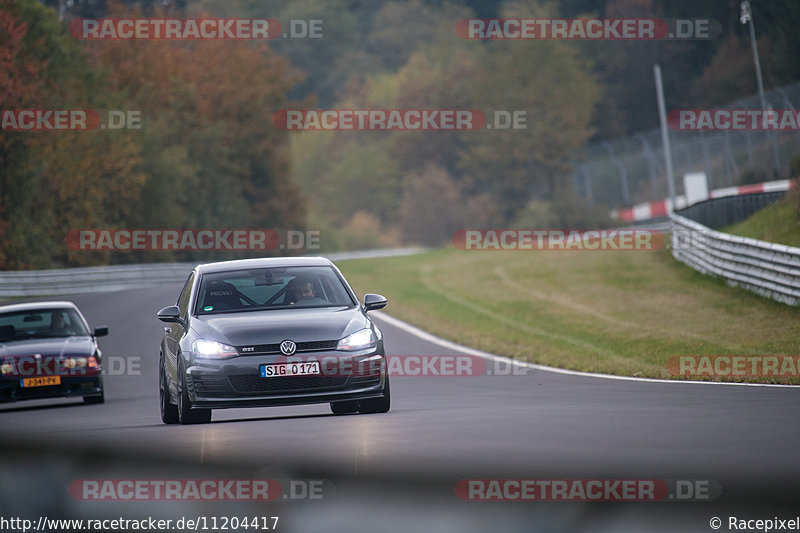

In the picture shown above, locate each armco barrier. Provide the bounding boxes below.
[670,213,800,305]
[0,263,197,298]
[673,191,787,229]
[0,248,425,298]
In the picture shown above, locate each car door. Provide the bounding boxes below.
[164,272,195,396]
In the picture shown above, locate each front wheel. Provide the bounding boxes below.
[177,362,211,425]
[160,360,179,424]
[358,375,390,414]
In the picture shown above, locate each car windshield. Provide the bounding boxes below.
[194,266,356,315]
[0,308,90,341]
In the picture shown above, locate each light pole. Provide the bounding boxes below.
[58,0,73,21]
[654,64,676,211]
[741,0,780,173]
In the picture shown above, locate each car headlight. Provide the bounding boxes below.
[61,356,98,373]
[337,328,376,351]
[62,357,86,369]
[192,339,238,359]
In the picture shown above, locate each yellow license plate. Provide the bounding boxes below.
[20,376,61,387]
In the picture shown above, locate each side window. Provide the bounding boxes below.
[177,272,195,318]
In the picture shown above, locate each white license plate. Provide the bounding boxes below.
[261,362,320,378]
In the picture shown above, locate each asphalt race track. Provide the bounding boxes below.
[2,283,799,532]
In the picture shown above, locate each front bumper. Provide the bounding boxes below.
[0,375,103,403]
[184,350,386,409]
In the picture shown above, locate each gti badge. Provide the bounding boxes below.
[280,340,296,356]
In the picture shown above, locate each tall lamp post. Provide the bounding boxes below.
[741,0,780,173]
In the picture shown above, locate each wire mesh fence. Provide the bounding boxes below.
[570,81,800,209]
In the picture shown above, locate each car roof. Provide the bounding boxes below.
[194,256,335,275]
[0,301,78,314]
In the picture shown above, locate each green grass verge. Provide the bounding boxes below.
[724,198,800,248]
[337,248,800,384]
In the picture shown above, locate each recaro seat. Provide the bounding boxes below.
[203,280,242,311]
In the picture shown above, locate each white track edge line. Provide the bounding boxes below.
[372,311,799,389]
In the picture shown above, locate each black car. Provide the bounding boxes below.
[0,301,107,404]
[157,257,390,424]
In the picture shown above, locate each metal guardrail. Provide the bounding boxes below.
[670,214,800,305]
[0,263,196,298]
[672,190,787,229]
[0,248,426,299]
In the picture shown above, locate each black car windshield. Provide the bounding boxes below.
[0,308,90,341]
[195,266,356,315]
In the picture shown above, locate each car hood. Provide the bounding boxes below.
[0,337,96,358]
[190,306,369,346]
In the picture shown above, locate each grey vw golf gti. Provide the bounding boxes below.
[157,257,389,424]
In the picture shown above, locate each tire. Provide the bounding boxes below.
[160,360,179,424]
[330,400,359,414]
[177,362,211,425]
[358,375,390,414]
[83,390,104,404]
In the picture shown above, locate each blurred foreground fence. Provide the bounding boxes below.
[572,81,800,209]
[0,248,425,298]
[671,211,800,306]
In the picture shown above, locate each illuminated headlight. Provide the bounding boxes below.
[63,357,88,369]
[1,363,13,375]
[337,329,376,351]
[192,339,238,359]
[60,356,98,373]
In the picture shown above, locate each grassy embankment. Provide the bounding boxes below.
[338,234,800,384]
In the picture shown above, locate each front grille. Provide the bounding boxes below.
[229,374,348,394]
[237,340,338,355]
[297,340,339,352]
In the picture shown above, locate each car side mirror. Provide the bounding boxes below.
[363,294,388,312]
[93,326,109,337]
[157,305,184,326]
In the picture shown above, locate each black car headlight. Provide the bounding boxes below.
[192,339,238,359]
[337,328,377,351]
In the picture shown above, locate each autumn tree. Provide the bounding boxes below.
[80,3,306,263]
[0,0,144,269]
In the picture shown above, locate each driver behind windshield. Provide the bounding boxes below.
[49,311,71,335]
[290,277,325,305]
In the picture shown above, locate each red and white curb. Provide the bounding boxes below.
[612,179,792,223]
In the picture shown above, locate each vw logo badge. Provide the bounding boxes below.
[280,340,296,356]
